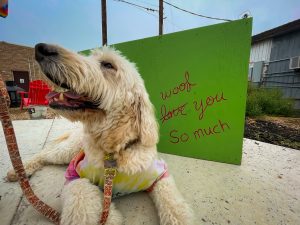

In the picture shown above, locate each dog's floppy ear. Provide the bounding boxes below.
[135,91,159,147]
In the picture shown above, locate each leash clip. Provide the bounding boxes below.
[104,167,117,177]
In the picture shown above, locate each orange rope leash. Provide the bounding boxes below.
[0,90,116,225]
[0,91,61,225]
[100,153,117,225]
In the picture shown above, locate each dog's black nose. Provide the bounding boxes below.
[35,43,58,62]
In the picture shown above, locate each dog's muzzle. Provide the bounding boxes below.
[35,43,71,89]
[34,43,100,111]
[35,43,58,62]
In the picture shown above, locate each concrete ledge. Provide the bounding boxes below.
[0,119,299,225]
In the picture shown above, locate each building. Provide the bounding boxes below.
[0,41,44,91]
[249,19,300,109]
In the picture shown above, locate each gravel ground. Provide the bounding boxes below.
[8,107,58,120]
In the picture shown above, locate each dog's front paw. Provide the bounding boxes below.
[160,201,194,225]
[149,176,194,225]
[6,169,18,182]
[106,203,124,225]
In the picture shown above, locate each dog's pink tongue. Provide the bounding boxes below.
[46,91,82,100]
[63,91,82,99]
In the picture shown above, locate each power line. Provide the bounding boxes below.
[122,2,181,30]
[113,0,225,32]
[130,3,159,19]
[133,0,158,8]
[113,0,158,12]
[163,1,232,22]
[113,0,232,22]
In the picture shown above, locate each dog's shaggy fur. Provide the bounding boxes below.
[7,44,193,225]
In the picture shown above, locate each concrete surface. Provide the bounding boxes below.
[0,119,299,225]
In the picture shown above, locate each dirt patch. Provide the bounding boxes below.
[260,116,300,130]
[8,107,58,120]
[245,117,300,150]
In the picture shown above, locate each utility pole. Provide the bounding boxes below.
[159,0,163,35]
[101,0,107,45]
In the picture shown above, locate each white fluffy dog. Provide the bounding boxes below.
[7,43,193,225]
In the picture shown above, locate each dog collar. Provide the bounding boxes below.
[100,152,117,225]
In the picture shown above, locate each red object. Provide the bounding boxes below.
[19,80,51,110]
[0,0,8,18]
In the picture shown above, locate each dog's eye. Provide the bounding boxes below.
[101,61,114,69]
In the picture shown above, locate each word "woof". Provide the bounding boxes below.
[160,71,196,101]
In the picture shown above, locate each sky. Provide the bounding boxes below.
[1,0,300,51]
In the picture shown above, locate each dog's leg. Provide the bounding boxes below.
[149,176,194,225]
[61,178,123,225]
[7,130,82,181]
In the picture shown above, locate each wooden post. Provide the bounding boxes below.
[159,0,163,35]
[101,0,107,45]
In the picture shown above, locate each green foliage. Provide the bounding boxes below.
[246,83,294,117]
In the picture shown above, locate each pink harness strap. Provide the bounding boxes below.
[146,167,169,192]
[64,150,84,183]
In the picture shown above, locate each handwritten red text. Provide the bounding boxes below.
[193,92,227,120]
[169,120,230,144]
[160,103,188,124]
[160,71,196,101]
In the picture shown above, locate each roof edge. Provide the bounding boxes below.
[252,19,300,44]
[0,41,34,49]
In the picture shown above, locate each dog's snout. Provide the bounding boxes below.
[35,43,58,62]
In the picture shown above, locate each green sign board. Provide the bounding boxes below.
[83,18,252,165]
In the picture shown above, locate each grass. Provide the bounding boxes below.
[246,83,295,117]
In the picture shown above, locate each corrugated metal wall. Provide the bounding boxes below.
[263,30,300,109]
[249,40,272,84]
[250,39,272,63]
